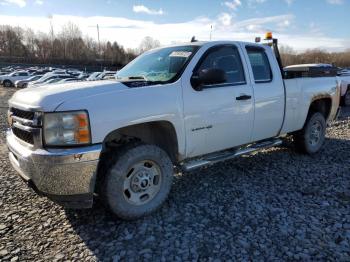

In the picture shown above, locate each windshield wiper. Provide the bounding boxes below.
[127,76,147,80]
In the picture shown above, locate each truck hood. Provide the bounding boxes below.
[9,80,128,111]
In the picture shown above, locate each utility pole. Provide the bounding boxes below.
[97,24,101,54]
[210,25,213,41]
[97,24,102,71]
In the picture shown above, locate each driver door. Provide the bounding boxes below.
[182,44,254,157]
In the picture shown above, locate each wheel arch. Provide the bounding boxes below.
[95,120,179,196]
[308,95,332,120]
[101,120,180,163]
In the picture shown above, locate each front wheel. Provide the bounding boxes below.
[293,112,326,154]
[101,143,174,220]
[3,80,12,88]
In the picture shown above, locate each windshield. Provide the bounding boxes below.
[116,45,198,83]
[87,72,101,80]
[28,75,41,81]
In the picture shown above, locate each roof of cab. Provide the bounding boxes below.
[154,40,260,49]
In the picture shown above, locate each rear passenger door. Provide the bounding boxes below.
[182,44,254,157]
[243,45,285,141]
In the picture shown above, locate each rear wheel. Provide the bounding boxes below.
[293,112,326,154]
[101,143,174,220]
[3,80,12,88]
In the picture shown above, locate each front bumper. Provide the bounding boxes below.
[6,130,102,208]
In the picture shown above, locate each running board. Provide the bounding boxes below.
[182,139,283,172]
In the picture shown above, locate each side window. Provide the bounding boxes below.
[19,72,28,76]
[196,45,246,86]
[246,47,272,83]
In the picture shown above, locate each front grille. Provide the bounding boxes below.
[11,108,35,121]
[12,126,34,145]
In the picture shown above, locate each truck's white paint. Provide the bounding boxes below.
[8,41,340,161]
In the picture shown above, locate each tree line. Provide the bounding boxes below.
[0,23,160,69]
[0,23,349,69]
[279,45,350,68]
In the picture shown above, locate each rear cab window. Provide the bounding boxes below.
[246,47,273,83]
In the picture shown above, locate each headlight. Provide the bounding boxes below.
[43,111,91,146]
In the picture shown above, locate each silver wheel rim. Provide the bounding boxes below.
[309,120,322,146]
[4,82,10,87]
[123,160,162,206]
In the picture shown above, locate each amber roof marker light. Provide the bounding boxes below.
[265,31,273,40]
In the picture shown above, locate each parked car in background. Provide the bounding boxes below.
[96,71,117,80]
[15,75,43,88]
[77,72,90,80]
[0,71,31,87]
[28,74,72,87]
[86,71,102,81]
[56,78,80,84]
[32,69,51,75]
[340,68,350,76]
[38,78,63,85]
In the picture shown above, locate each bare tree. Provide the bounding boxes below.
[138,36,160,54]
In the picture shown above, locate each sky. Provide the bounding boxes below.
[0,0,349,51]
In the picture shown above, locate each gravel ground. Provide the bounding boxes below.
[0,86,350,261]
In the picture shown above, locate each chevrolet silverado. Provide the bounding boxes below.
[6,36,340,219]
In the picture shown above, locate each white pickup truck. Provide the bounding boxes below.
[6,38,340,219]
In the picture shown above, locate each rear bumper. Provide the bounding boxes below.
[6,129,102,208]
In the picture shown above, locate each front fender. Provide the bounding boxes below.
[55,81,186,157]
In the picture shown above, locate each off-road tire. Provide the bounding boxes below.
[293,112,326,154]
[101,143,173,220]
[3,80,12,88]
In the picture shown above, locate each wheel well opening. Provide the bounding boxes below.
[95,121,179,195]
[101,121,179,163]
[309,98,332,120]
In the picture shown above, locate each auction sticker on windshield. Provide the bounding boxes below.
[169,51,192,58]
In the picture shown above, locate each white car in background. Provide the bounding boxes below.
[96,71,117,80]
[56,78,80,84]
[28,74,72,87]
[14,75,43,88]
[0,71,31,87]
[86,72,102,81]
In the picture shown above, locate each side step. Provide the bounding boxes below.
[182,138,283,172]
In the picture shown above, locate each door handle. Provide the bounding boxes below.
[236,94,251,101]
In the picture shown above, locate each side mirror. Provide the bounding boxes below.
[191,68,226,91]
